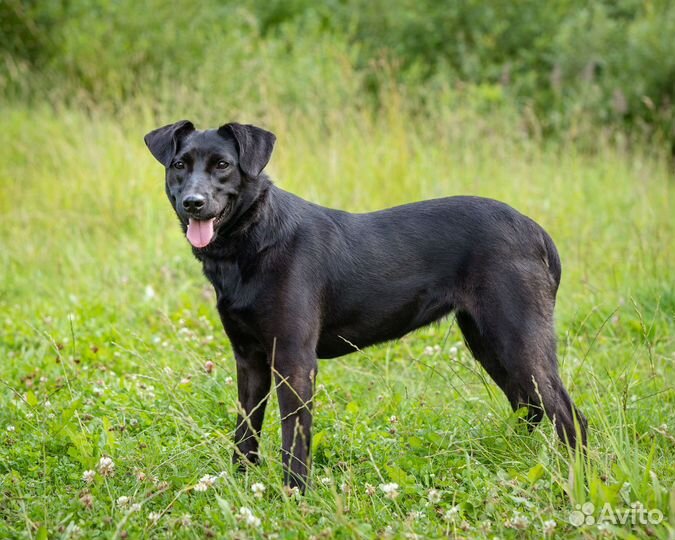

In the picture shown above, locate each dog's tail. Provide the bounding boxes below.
[541,229,562,293]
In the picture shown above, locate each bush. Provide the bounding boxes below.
[1,0,673,141]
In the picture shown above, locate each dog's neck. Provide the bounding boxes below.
[191,175,299,263]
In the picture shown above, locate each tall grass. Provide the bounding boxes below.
[1,94,671,316]
[0,84,673,537]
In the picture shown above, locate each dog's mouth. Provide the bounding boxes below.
[186,201,231,249]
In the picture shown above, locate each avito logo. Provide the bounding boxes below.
[569,502,663,527]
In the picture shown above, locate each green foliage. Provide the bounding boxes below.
[1,0,674,139]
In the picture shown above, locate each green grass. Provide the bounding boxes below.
[0,100,673,539]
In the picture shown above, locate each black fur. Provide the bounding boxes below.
[145,121,587,490]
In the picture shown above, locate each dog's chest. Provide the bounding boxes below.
[202,258,261,310]
[201,259,264,349]
[203,260,239,301]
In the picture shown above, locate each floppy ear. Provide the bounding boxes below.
[144,120,195,167]
[218,123,276,178]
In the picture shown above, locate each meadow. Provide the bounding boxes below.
[0,94,673,538]
[1,2,674,538]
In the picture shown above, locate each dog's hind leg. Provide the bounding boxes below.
[504,309,587,448]
[456,310,526,414]
[458,290,587,448]
[457,310,547,429]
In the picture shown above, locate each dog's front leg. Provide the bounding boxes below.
[233,350,271,467]
[273,348,317,492]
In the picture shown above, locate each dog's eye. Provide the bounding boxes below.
[173,161,185,170]
[216,160,230,170]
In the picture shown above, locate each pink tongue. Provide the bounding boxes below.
[186,218,215,248]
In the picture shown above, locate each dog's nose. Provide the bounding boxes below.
[182,194,206,213]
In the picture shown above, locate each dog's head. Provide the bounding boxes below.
[144,121,276,248]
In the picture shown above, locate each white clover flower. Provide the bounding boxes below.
[251,482,266,498]
[79,492,94,508]
[320,477,332,486]
[201,474,217,486]
[427,488,442,503]
[542,519,556,535]
[379,482,400,500]
[144,285,156,300]
[389,415,398,424]
[116,496,130,507]
[424,346,434,356]
[44,401,52,408]
[340,482,351,494]
[6,425,15,432]
[194,474,217,491]
[224,376,233,385]
[443,505,460,521]
[65,523,81,537]
[179,513,192,527]
[510,513,530,530]
[449,346,458,357]
[408,510,425,520]
[365,483,376,496]
[130,503,142,512]
[237,506,261,527]
[97,456,115,477]
[82,470,96,484]
[283,485,301,498]
[147,511,161,524]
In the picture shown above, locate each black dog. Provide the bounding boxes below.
[145,121,587,490]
